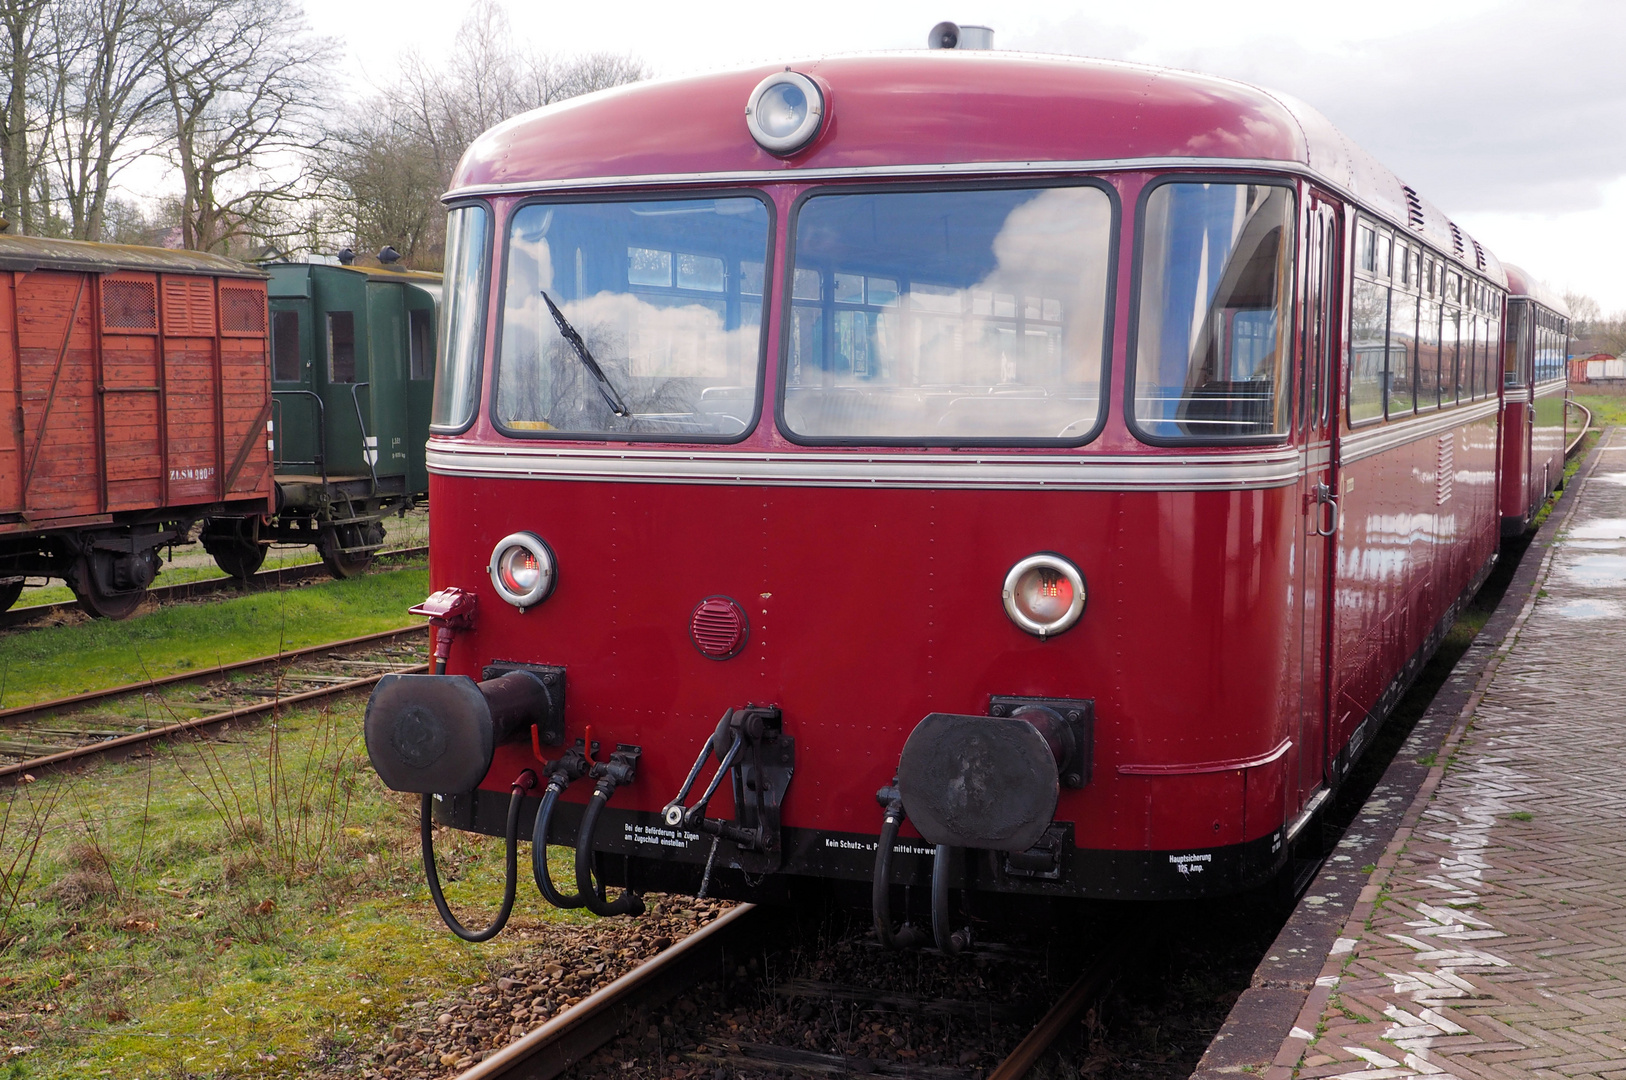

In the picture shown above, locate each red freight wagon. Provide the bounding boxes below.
[0,237,273,617]
[361,46,1521,945]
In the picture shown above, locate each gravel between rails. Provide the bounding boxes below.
[331,896,739,1080]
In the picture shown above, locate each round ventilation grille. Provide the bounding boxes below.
[690,596,748,660]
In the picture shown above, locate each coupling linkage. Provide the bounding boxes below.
[531,739,594,909]
[574,744,645,917]
[660,706,788,855]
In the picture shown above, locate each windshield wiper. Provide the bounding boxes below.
[540,290,629,417]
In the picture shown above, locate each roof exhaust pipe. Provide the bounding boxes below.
[928,21,994,50]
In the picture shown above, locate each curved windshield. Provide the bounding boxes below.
[494,196,771,439]
[1132,182,1295,442]
[430,204,489,431]
[783,185,1114,443]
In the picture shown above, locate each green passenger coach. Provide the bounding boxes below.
[199,260,439,578]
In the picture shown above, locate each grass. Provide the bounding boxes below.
[0,570,430,710]
[1573,393,1626,429]
[0,573,601,1078]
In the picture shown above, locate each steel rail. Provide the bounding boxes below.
[0,544,429,631]
[1566,398,1593,457]
[0,662,425,783]
[454,903,765,1080]
[986,938,1132,1080]
[0,625,426,726]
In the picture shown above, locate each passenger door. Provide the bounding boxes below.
[1297,193,1343,812]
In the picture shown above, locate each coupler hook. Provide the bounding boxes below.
[575,745,645,917]
[531,739,594,909]
[422,769,535,942]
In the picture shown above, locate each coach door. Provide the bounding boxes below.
[1297,193,1343,811]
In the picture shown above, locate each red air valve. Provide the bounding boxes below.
[410,586,478,674]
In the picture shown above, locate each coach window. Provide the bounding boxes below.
[1348,220,1389,424]
[1416,263,1441,413]
[1484,304,1501,398]
[327,311,356,383]
[494,195,771,439]
[1131,181,1294,442]
[271,309,301,382]
[1504,301,1530,388]
[431,203,490,432]
[409,309,433,381]
[782,183,1114,443]
[1387,274,1418,417]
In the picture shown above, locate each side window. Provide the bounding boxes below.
[1387,290,1417,417]
[409,308,433,381]
[271,309,301,382]
[328,311,356,383]
[1349,277,1389,423]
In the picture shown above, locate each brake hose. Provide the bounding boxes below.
[421,772,532,942]
[532,778,585,908]
[575,777,645,917]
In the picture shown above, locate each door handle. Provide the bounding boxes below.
[1313,483,1340,538]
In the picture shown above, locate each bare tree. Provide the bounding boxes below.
[39,0,170,240]
[326,0,647,268]
[0,0,52,233]
[151,0,334,253]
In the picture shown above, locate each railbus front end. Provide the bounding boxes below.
[360,53,1507,941]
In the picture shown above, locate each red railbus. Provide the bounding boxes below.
[364,51,1518,942]
[1498,265,1570,535]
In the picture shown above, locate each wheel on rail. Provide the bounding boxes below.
[68,554,154,620]
[201,520,269,579]
[0,577,24,613]
[316,521,382,579]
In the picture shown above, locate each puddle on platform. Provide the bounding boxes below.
[1595,472,1626,486]
[1567,518,1626,540]
[1551,598,1624,620]
[1558,554,1626,587]
[1565,540,1626,550]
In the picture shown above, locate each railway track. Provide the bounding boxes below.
[0,543,429,631]
[449,905,1131,1080]
[0,625,427,783]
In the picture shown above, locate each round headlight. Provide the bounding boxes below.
[745,71,824,155]
[489,532,556,609]
[1002,554,1086,639]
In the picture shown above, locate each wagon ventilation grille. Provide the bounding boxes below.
[101,277,157,332]
[690,596,749,660]
[1402,185,1425,230]
[161,277,215,336]
[1437,433,1455,506]
[219,283,266,335]
[1472,239,1487,271]
[1449,222,1465,257]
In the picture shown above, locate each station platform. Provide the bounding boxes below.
[1196,429,1626,1080]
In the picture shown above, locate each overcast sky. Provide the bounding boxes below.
[304,0,1626,312]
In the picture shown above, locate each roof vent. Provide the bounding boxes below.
[1449,222,1465,257]
[1472,239,1486,271]
[1401,185,1425,230]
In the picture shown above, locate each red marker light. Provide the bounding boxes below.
[1002,554,1086,638]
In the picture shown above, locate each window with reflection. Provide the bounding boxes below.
[782,185,1113,442]
[494,196,771,439]
[1132,182,1295,441]
[431,204,490,431]
[1387,290,1417,416]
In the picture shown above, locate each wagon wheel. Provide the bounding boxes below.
[0,578,24,613]
[316,522,378,579]
[202,534,268,579]
[68,557,150,620]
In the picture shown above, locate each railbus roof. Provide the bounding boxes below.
[450,51,1501,285]
[1502,264,1571,318]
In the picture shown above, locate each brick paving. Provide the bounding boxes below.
[1266,428,1626,1080]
